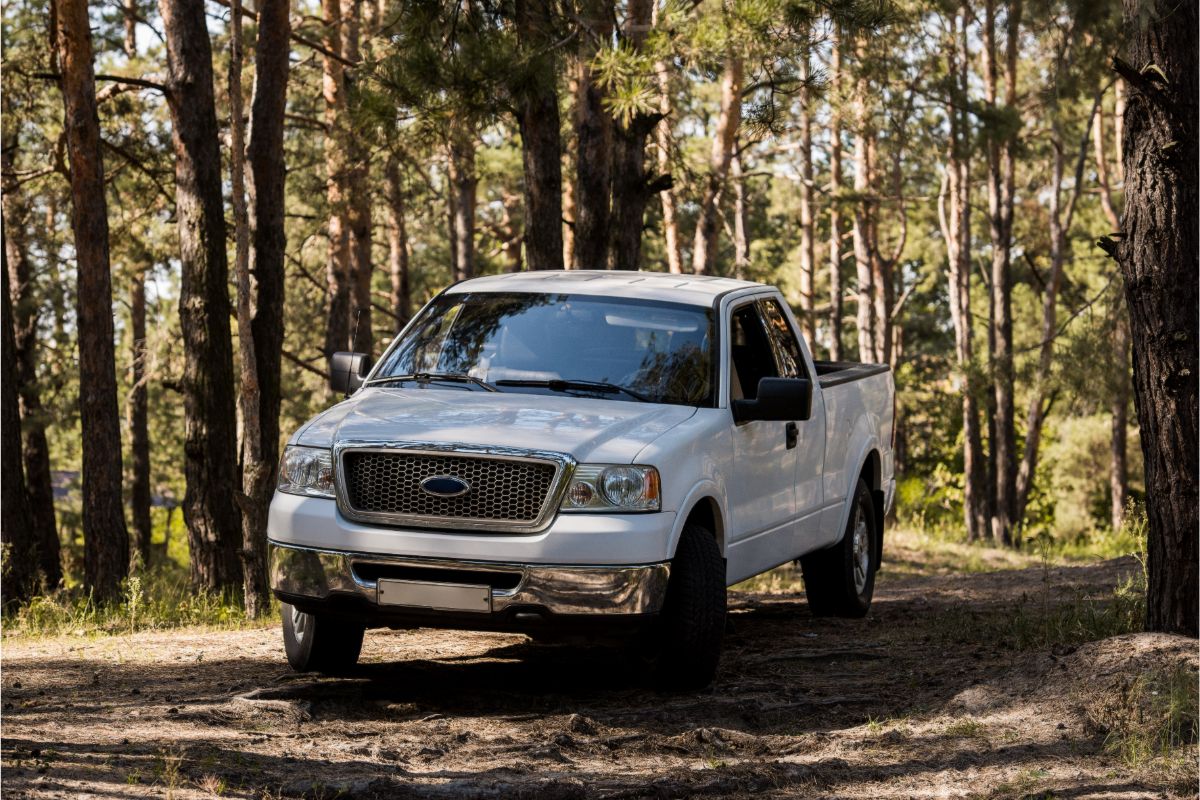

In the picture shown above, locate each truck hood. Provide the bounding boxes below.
[291,387,698,464]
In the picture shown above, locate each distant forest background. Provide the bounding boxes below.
[1,0,1193,628]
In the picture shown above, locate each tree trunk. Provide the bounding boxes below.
[691,53,743,275]
[129,269,152,566]
[730,147,749,278]
[983,0,1020,546]
[123,0,137,56]
[571,2,613,271]
[513,0,563,271]
[448,119,477,282]
[343,0,373,356]
[1115,0,1198,636]
[827,30,843,361]
[386,158,411,329]
[322,0,352,356]
[653,29,683,275]
[2,137,62,586]
[2,260,37,603]
[797,53,815,342]
[938,2,988,542]
[606,0,657,272]
[851,37,876,362]
[159,0,242,592]
[236,0,290,618]
[1110,308,1130,531]
[56,0,130,600]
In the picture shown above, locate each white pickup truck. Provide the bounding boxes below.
[268,271,895,689]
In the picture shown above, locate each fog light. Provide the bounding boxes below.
[567,481,595,507]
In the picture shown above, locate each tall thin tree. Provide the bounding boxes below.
[55,0,131,600]
[159,0,243,591]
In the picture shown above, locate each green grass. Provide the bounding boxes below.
[5,502,279,637]
[2,568,274,637]
[1093,664,1200,767]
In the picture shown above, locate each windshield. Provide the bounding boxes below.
[372,292,715,406]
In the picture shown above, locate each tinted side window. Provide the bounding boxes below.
[729,303,779,401]
[758,298,807,379]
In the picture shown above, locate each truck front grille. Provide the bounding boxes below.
[340,450,560,529]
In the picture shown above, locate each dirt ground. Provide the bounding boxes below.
[2,543,1196,799]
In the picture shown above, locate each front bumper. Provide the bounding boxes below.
[268,541,670,630]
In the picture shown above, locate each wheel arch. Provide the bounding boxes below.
[668,486,727,558]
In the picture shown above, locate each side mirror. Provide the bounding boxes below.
[330,351,373,395]
[732,377,812,423]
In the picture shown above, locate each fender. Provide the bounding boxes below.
[829,438,881,548]
[668,481,729,558]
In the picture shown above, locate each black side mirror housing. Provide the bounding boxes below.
[732,377,812,423]
[330,351,373,395]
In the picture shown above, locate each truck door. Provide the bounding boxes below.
[757,297,826,535]
[724,300,800,583]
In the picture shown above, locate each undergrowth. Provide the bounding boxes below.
[1090,663,1200,767]
[2,565,275,638]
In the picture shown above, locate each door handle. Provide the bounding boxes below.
[785,421,798,449]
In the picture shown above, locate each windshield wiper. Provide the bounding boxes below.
[367,372,498,392]
[494,378,651,403]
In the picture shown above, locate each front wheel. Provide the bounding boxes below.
[281,602,365,674]
[800,479,878,618]
[652,524,727,691]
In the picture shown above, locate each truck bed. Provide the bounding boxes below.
[812,360,890,388]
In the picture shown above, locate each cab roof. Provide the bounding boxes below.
[445,270,765,307]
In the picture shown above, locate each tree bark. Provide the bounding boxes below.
[827,30,843,361]
[571,0,613,271]
[159,0,243,592]
[236,0,290,617]
[2,137,62,586]
[514,0,564,272]
[691,53,743,274]
[938,3,988,542]
[606,0,657,271]
[730,147,749,278]
[653,44,683,275]
[851,37,876,362]
[797,52,815,342]
[343,0,373,356]
[448,119,477,282]
[2,259,37,603]
[56,0,131,600]
[129,269,152,566]
[1110,308,1130,531]
[386,157,411,329]
[322,0,352,355]
[1115,0,1198,636]
[983,0,1021,546]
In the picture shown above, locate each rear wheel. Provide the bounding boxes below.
[800,479,878,618]
[281,603,365,674]
[652,524,726,691]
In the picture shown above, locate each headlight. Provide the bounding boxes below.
[561,465,660,512]
[277,446,336,498]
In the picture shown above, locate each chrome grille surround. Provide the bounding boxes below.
[333,441,576,533]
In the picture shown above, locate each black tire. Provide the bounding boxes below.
[800,479,878,618]
[281,602,365,674]
[652,523,727,691]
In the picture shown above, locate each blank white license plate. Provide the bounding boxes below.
[376,579,491,613]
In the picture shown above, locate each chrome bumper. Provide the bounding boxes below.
[268,541,670,616]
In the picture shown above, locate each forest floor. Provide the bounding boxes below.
[2,531,1196,799]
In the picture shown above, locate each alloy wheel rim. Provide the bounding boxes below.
[852,505,870,594]
[291,606,308,642]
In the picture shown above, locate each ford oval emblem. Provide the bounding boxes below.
[420,475,471,498]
